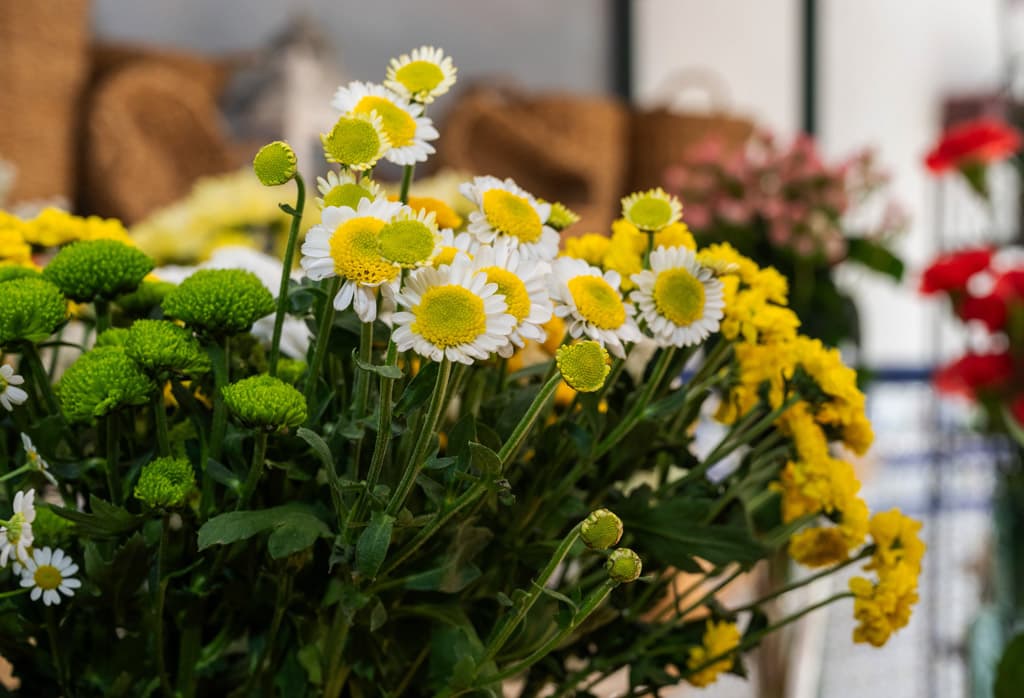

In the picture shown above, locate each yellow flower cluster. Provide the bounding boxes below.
[1,207,135,269]
[848,509,924,646]
[686,619,741,687]
[563,218,696,291]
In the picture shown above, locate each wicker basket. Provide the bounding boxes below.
[0,0,91,205]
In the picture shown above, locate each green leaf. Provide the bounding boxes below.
[52,495,142,539]
[845,238,905,281]
[353,353,404,380]
[395,360,439,417]
[204,458,241,491]
[197,504,330,557]
[268,517,329,559]
[369,599,388,632]
[296,644,323,686]
[468,442,501,476]
[355,510,394,579]
[996,632,1024,698]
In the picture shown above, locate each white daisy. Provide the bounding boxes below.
[392,253,515,365]
[300,197,404,323]
[385,46,457,104]
[320,111,391,171]
[620,188,683,232]
[377,206,441,269]
[331,81,439,166]
[0,489,36,566]
[315,170,384,210]
[630,246,725,347]
[20,546,81,606]
[549,257,642,359]
[472,238,553,357]
[20,434,58,487]
[460,176,560,261]
[433,229,480,268]
[0,364,28,412]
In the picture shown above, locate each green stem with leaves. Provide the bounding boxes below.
[268,173,305,376]
[594,346,677,459]
[399,164,415,204]
[207,337,230,463]
[304,277,342,420]
[236,431,269,510]
[21,343,60,415]
[349,341,399,532]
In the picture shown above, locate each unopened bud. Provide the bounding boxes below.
[581,508,623,550]
[605,547,642,583]
[253,141,297,186]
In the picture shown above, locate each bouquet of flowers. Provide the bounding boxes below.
[0,46,923,697]
[662,130,907,347]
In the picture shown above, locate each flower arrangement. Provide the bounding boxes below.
[0,46,923,696]
[662,130,907,347]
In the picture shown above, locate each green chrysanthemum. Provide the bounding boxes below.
[134,456,196,509]
[276,358,308,385]
[116,279,177,316]
[253,141,298,186]
[0,278,68,346]
[95,328,131,348]
[161,269,275,337]
[32,505,75,546]
[124,319,211,378]
[581,508,624,550]
[605,547,643,583]
[555,341,611,393]
[43,239,154,302]
[221,375,308,431]
[0,266,41,284]
[57,346,156,422]
[546,201,581,232]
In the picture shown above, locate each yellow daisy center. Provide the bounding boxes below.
[567,276,626,329]
[328,217,398,285]
[34,564,62,591]
[412,285,486,349]
[627,197,674,231]
[653,267,706,326]
[0,374,7,391]
[482,190,543,243]
[480,266,530,323]
[378,219,436,267]
[323,183,373,209]
[322,117,384,167]
[395,61,445,94]
[353,96,416,148]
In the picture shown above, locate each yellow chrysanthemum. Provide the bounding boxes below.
[620,188,682,232]
[789,527,850,567]
[564,233,611,267]
[0,224,31,265]
[654,221,697,251]
[402,195,463,230]
[686,620,741,687]
[849,562,920,647]
[865,509,926,576]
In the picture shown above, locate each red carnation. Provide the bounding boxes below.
[933,352,1015,399]
[957,293,1007,332]
[994,269,1024,301]
[919,247,993,295]
[925,118,1021,173]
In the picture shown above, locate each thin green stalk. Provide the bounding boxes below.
[498,372,561,463]
[350,320,375,468]
[304,277,342,419]
[236,431,269,510]
[21,344,60,415]
[152,393,171,457]
[244,570,293,694]
[384,358,452,516]
[208,338,230,463]
[399,164,415,204]
[105,414,122,503]
[0,464,31,483]
[349,341,398,531]
[155,515,173,697]
[269,173,306,376]
[47,326,65,376]
[46,606,67,693]
[94,298,112,333]
[594,346,677,458]
[323,603,353,698]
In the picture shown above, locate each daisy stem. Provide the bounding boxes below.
[593,346,677,459]
[268,173,305,377]
[350,340,398,531]
[0,464,32,483]
[399,164,416,204]
[385,358,451,516]
[152,392,171,457]
[237,431,269,510]
[0,587,30,599]
[208,337,230,463]
[105,414,122,504]
[21,343,60,416]
[46,605,68,693]
[304,277,342,420]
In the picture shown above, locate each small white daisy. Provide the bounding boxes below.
[0,364,28,412]
[620,188,683,232]
[630,246,725,347]
[300,197,404,323]
[433,229,481,268]
[550,257,642,359]
[331,81,439,166]
[20,434,58,487]
[472,238,553,357]
[385,46,457,104]
[460,176,560,261]
[392,253,515,365]
[20,546,81,606]
[0,489,36,566]
[315,170,384,210]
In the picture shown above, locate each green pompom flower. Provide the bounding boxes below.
[95,328,130,348]
[556,341,611,393]
[134,456,196,509]
[253,141,297,186]
[124,319,210,378]
[0,266,41,284]
[43,239,155,302]
[116,279,177,316]
[581,508,624,550]
[162,269,276,337]
[0,277,68,346]
[276,358,308,385]
[57,346,156,422]
[605,548,643,583]
[221,375,307,431]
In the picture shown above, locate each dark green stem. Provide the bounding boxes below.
[727,549,871,616]
[269,173,305,376]
[152,392,171,457]
[46,606,67,693]
[21,343,60,415]
[399,165,416,204]
[350,320,375,467]
[94,298,112,334]
[594,347,677,458]
[155,515,173,697]
[208,338,230,463]
[304,277,342,419]
[237,431,269,510]
[105,414,121,503]
[350,341,398,531]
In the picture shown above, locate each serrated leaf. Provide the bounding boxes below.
[355,510,394,579]
[353,353,404,380]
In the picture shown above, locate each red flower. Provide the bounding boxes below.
[933,352,1014,399]
[957,293,1007,332]
[994,269,1024,301]
[925,118,1021,173]
[919,247,992,295]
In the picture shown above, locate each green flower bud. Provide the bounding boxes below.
[276,358,308,385]
[581,508,624,550]
[124,319,210,378]
[162,269,276,337]
[253,141,298,186]
[134,456,196,509]
[43,239,154,302]
[0,278,68,346]
[556,341,611,393]
[32,505,75,546]
[95,328,131,348]
[605,547,642,583]
[57,346,156,422]
[546,201,580,231]
[221,374,307,431]
[0,266,41,284]
[116,279,176,316]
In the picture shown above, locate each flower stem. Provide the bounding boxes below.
[155,515,174,698]
[152,392,171,457]
[497,371,561,463]
[0,464,32,483]
[594,346,677,458]
[399,164,416,204]
[350,320,375,466]
[94,298,112,333]
[268,173,305,376]
[350,340,398,531]
[208,337,230,463]
[105,414,122,503]
[21,343,60,415]
[304,277,342,420]
[384,358,451,516]
[236,431,269,510]
[46,606,67,693]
